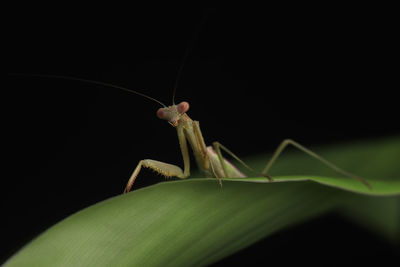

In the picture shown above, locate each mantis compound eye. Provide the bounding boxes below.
[177,101,189,114]
[156,108,166,120]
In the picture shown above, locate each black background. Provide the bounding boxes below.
[4,7,399,265]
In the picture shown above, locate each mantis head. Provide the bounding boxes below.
[156,101,190,127]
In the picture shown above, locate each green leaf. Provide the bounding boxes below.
[5,136,400,267]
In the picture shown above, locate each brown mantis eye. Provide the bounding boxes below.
[156,108,166,119]
[177,101,189,113]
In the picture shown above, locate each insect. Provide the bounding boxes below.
[12,73,371,193]
[120,86,372,193]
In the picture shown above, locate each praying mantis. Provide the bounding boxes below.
[121,87,371,193]
[11,74,371,193]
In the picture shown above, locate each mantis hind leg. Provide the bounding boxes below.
[212,141,273,181]
[262,139,371,189]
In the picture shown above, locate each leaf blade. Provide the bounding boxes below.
[5,136,400,266]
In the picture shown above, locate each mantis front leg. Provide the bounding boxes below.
[124,125,191,193]
[123,159,188,193]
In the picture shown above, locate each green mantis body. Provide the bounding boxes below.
[124,101,247,193]
[123,100,371,193]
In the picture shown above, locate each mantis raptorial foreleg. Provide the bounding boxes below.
[124,160,188,193]
[124,123,192,193]
[260,139,371,189]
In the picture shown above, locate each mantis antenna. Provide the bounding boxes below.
[9,73,167,107]
[172,9,213,105]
